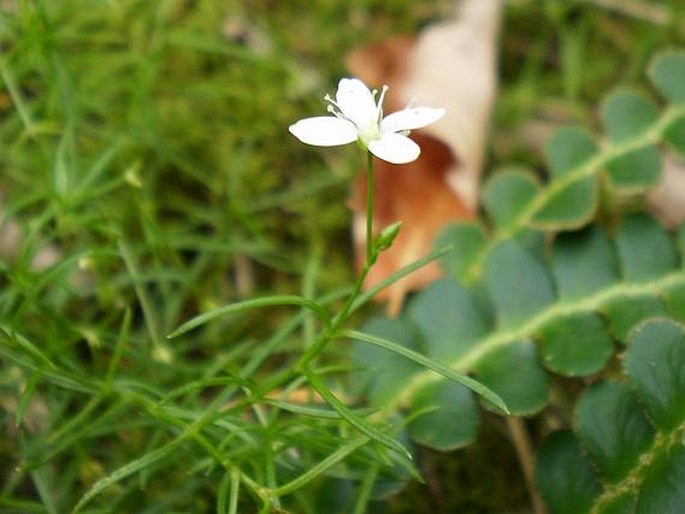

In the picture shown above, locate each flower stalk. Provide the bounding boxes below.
[287,77,446,366]
[366,150,374,264]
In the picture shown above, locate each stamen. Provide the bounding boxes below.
[326,105,343,119]
[376,84,389,120]
[324,93,341,110]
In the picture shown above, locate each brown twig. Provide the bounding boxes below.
[506,416,547,514]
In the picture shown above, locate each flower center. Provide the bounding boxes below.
[357,120,381,144]
[323,83,389,146]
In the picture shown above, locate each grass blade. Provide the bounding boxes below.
[167,295,332,338]
[344,329,509,414]
[303,367,412,460]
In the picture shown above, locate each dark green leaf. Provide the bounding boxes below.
[625,319,685,431]
[408,279,488,361]
[485,241,555,328]
[532,127,599,228]
[434,223,488,284]
[552,226,618,300]
[604,145,662,192]
[538,313,613,376]
[601,90,659,143]
[663,117,685,158]
[531,177,597,229]
[409,380,478,451]
[597,493,637,514]
[473,341,549,415]
[482,168,539,230]
[665,284,685,321]
[536,430,602,514]
[635,446,685,514]
[616,214,678,282]
[604,296,669,342]
[648,50,685,104]
[576,381,656,483]
[545,127,598,177]
[352,318,422,405]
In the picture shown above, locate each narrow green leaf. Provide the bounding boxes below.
[77,138,124,194]
[271,435,371,497]
[15,372,40,428]
[352,317,423,405]
[30,467,58,514]
[71,438,185,513]
[304,367,412,460]
[216,471,232,514]
[353,464,381,514]
[345,329,508,414]
[228,469,240,514]
[106,308,132,383]
[0,326,57,370]
[158,376,249,405]
[264,399,376,419]
[168,295,331,338]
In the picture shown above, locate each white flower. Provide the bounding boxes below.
[289,78,445,164]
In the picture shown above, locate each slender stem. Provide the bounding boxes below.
[365,151,374,263]
[296,151,378,368]
[353,463,380,514]
[506,417,547,514]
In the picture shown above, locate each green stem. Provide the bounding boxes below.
[296,152,378,368]
[365,151,374,264]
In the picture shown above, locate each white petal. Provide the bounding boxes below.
[335,78,378,128]
[289,116,358,147]
[381,107,446,133]
[367,133,421,164]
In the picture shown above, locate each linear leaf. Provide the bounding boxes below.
[168,295,332,338]
[345,330,508,414]
[304,367,412,460]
